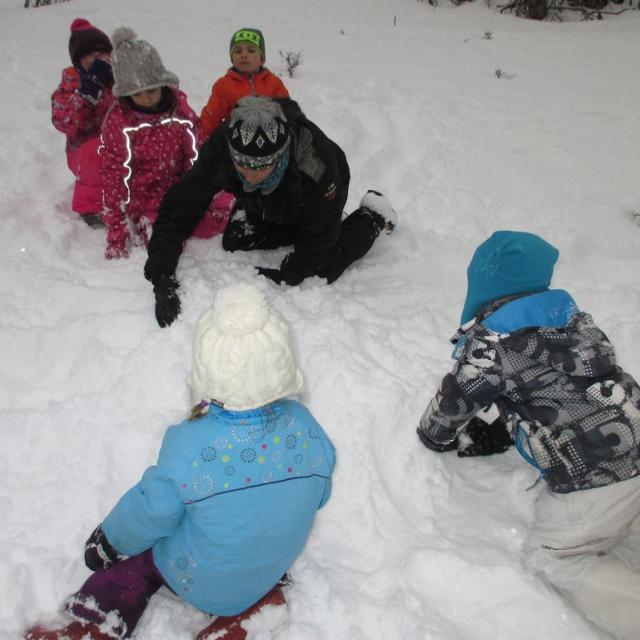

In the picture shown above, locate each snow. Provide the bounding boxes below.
[2,0,640,638]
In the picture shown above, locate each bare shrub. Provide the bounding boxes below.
[279,50,303,79]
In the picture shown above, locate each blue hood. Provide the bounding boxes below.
[461,230,559,324]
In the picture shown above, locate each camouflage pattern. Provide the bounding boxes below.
[419,291,640,493]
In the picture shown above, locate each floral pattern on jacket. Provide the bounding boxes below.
[102,400,335,616]
[51,66,114,151]
[200,67,289,137]
[99,89,203,229]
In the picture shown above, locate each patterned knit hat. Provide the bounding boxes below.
[227,97,290,170]
[460,230,559,324]
[229,28,266,61]
[110,27,179,98]
[188,284,304,411]
[68,18,112,67]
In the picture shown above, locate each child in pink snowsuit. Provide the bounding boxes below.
[100,28,233,259]
[51,18,114,227]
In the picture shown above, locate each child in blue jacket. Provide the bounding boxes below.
[26,284,335,640]
[417,230,640,640]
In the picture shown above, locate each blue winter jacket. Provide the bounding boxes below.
[102,399,335,615]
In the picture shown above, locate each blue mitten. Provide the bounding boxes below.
[78,58,113,101]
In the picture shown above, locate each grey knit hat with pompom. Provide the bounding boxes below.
[111,27,179,97]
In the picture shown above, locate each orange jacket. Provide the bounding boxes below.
[200,67,289,138]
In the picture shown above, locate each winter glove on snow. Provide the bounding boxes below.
[416,426,459,453]
[457,416,513,457]
[84,524,125,571]
[256,267,284,285]
[105,221,130,260]
[77,58,113,101]
[153,275,181,328]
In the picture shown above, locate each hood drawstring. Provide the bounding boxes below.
[515,424,545,490]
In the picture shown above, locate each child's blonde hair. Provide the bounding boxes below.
[188,400,210,421]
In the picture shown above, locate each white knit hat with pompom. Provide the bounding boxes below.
[188,284,304,411]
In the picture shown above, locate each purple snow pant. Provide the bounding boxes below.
[64,550,165,638]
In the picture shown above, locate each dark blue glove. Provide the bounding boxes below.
[256,267,284,284]
[84,524,125,571]
[153,275,181,328]
[78,58,113,101]
[457,416,513,457]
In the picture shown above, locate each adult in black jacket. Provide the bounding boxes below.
[144,96,396,327]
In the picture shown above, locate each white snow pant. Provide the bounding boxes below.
[524,474,640,640]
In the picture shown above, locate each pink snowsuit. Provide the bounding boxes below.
[99,89,231,248]
[51,66,114,215]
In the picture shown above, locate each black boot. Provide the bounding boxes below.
[359,190,397,234]
[81,214,106,229]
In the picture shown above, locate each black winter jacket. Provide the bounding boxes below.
[145,99,350,286]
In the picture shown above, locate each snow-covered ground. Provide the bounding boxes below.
[1,0,640,638]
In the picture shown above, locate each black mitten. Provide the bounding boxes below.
[457,416,513,457]
[256,267,284,284]
[78,58,113,100]
[84,524,123,571]
[153,275,181,328]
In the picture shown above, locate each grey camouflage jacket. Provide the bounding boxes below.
[419,289,640,493]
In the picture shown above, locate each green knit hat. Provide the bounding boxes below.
[229,28,265,62]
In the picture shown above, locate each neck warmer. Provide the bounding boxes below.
[238,148,290,195]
